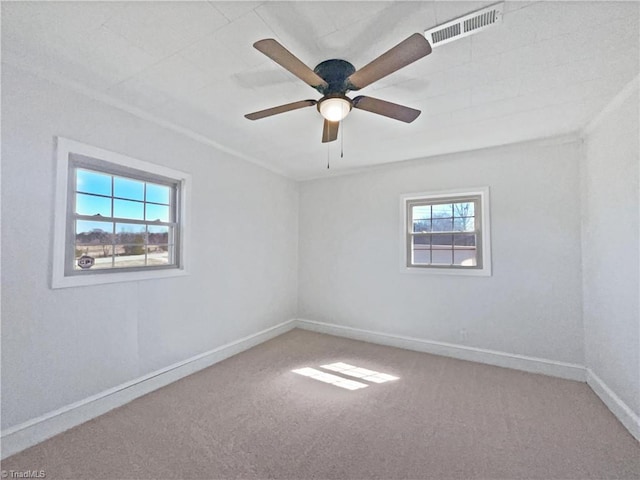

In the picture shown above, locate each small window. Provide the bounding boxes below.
[401,188,491,276]
[52,138,190,288]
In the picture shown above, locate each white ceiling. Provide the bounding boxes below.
[3,1,639,179]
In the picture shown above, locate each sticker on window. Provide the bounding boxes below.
[77,255,95,269]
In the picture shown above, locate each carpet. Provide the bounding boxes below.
[2,328,639,479]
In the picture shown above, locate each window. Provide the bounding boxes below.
[401,188,491,276]
[52,138,190,288]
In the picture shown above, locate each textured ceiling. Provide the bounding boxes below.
[2,1,639,179]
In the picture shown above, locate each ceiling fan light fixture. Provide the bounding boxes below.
[318,96,352,122]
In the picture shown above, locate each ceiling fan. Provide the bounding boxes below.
[244,33,432,143]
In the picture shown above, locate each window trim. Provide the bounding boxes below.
[399,187,492,276]
[52,137,191,288]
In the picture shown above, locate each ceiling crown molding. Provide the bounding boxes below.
[1,54,293,180]
[582,74,640,137]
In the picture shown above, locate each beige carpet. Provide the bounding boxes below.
[3,329,639,479]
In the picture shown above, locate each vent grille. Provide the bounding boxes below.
[431,23,461,44]
[425,2,504,48]
[464,11,497,32]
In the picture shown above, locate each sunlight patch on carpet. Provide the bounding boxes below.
[321,362,399,383]
[292,367,368,390]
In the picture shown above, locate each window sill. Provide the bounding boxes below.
[51,267,188,289]
[401,266,492,277]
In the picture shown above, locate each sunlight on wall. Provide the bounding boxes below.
[292,362,399,391]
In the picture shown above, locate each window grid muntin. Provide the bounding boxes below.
[67,160,180,275]
[406,195,482,269]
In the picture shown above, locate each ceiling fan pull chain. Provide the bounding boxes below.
[327,145,330,169]
[340,120,344,158]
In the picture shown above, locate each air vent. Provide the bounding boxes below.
[425,2,504,48]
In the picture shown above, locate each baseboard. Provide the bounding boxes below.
[295,319,586,382]
[586,369,640,441]
[1,319,297,459]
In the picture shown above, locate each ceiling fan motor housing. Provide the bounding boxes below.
[313,59,356,95]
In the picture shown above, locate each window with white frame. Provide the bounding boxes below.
[401,188,491,276]
[52,138,190,288]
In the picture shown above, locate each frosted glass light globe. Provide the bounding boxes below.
[319,97,352,122]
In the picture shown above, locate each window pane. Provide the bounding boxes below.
[432,234,453,246]
[453,217,475,232]
[146,203,170,222]
[413,219,431,233]
[454,234,476,247]
[432,203,453,218]
[77,169,111,196]
[453,202,474,218]
[431,234,453,265]
[454,249,477,266]
[114,199,144,220]
[76,220,112,246]
[147,245,172,266]
[114,246,146,268]
[75,220,113,269]
[147,225,171,245]
[432,217,453,232]
[146,183,171,205]
[411,236,431,264]
[413,235,431,245]
[114,223,145,245]
[431,251,453,265]
[454,234,477,266]
[412,205,431,220]
[76,193,111,217]
[114,177,144,201]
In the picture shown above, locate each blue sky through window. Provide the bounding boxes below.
[146,203,169,222]
[114,177,144,201]
[77,169,110,196]
[76,169,171,221]
[76,193,111,217]
[146,183,170,204]
[114,199,144,220]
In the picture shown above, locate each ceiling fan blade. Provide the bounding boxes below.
[346,33,432,90]
[254,39,329,89]
[353,96,421,123]
[245,100,317,120]
[322,119,339,143]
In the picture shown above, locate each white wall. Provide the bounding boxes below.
[1,64,299,430]
[582,81,640,416]
[298,138,584,365]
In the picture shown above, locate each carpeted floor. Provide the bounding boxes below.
[3,328,639,479]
